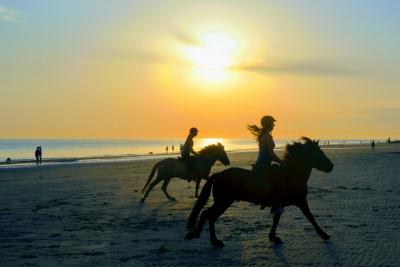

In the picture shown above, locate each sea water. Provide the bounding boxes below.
[0,138,369,162]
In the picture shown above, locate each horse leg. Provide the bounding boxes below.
[298,200,331,240]
[185,208,210,240]
[140,176,163,202]
[269,213,283,244]
[208,200,232,247]
[194,176,202,198]
[161,178,175,201]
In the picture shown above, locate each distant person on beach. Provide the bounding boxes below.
[35,146,42,164]
[181,127,199,181]
[166,146,169,154]
[371,140,375,152]
[248,115,284,214]
[35,147,39,164]
[39,147,42,163]
[172,145,175,154]
[6,157,11,164]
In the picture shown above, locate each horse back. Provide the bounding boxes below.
[212,167,274,204]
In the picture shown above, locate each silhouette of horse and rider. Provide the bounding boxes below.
[140,116,335,247]
[141,127,230,202]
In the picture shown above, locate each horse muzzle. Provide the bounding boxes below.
[325,161,334,173]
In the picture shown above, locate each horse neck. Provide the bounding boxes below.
[199,151,218,166]
[285,158,313,188]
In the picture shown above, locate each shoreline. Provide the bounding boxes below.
[1,142,398,170]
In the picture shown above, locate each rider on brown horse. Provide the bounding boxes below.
[181,127,199,181]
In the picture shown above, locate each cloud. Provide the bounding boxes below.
[173,31,201,46]
[0,5,20,23]
[113,50,165,64]
[171,31,354,77]
[350,107,400,117]
[232,61,356,77]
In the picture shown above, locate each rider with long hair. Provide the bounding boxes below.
[248,115,284,214]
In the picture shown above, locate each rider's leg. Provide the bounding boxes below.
[270,166,285,215]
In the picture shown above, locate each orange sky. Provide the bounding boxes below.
[1,1,399,139]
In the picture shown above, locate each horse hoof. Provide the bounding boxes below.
[185,232,198,240]
[186,225,195,232]
[320,232,331,240]
[169,198,176,202]
[211,239,224,247]
[140,198,145,203]
[269,235,283,244]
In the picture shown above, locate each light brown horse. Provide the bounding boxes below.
[185,137,334,247]
[140,143,230,202]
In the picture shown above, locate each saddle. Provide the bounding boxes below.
[251,163,286,209]
[178,156,197,177]
[251,163,285,178]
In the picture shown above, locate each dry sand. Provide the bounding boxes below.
[1,144,400,266]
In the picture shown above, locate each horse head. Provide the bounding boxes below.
[285,137,333,173]
[216,143,230,166]
[301,137,333,172]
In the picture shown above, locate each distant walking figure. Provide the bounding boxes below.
[35,147,39,164]
[35,146,42,164]
[371,140,375,152]
[181,127,199,181]
[248,115,285,214]
[171,145,175,154]
[166,146,169,154]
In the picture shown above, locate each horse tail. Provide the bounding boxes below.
[141,161,161,195]
[187,173,217,231]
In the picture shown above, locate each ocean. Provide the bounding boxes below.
[0,138,372,164]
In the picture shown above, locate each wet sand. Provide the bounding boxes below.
[1,144,400,266]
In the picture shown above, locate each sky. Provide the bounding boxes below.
[1,0,399,139]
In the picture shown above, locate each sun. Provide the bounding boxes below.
[182,31,238,82]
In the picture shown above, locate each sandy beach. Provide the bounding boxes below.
[1,143,400,266]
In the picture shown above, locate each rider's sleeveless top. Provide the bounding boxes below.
[181,137,193,158]
[255,133,274,166]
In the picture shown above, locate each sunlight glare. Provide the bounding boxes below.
[198,138,225,148]
[182,31,238,83]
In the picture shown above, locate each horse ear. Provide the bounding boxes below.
[316,139,320,144]
[301,136,312,143]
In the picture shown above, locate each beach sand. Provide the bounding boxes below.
[1,144,400,266]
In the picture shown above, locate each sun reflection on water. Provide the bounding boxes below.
[197,138,226,149]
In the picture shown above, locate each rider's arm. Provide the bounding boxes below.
[265,134,284,164]
[191,147,199,156]
[186,138,198,156]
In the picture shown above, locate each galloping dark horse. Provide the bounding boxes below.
[141,143,230,202]
[185,137,334,247]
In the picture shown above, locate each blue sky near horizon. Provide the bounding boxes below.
[1,1,399,139]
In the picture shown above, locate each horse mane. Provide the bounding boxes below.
[198,143,222,156]
[283,137,317,162]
